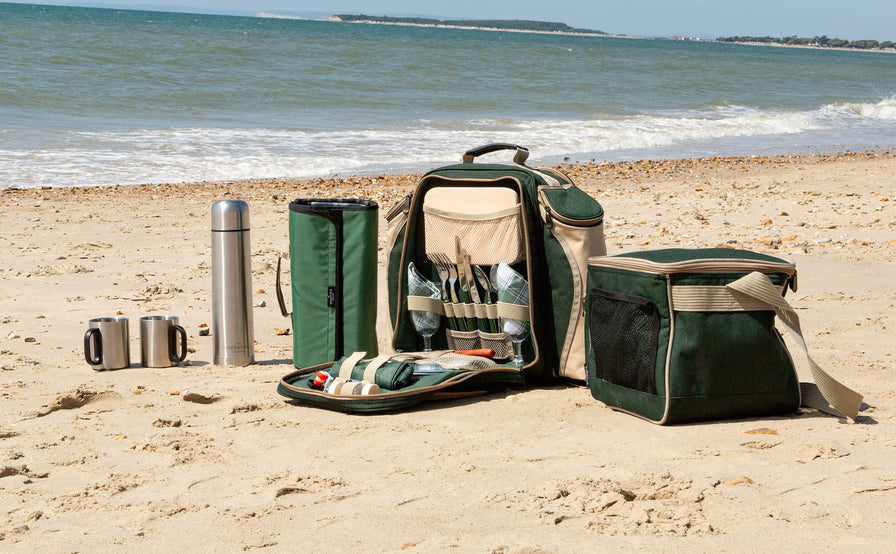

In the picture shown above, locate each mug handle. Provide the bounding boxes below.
[84,328,103,366]
[169,324,188,363]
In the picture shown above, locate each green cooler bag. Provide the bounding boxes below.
[277,199,379,368]
[585,248,863,424]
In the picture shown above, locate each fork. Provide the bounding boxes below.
[427,253,455,330]
[437,252,468,331]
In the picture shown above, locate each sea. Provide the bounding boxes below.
[2,2,896,189]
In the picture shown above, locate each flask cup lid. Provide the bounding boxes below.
[211,199,250,231]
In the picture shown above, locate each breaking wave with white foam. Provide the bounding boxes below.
[2,97,895,188]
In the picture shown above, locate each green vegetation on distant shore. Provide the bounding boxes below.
[717,35,894,50]
[333,14,607,35]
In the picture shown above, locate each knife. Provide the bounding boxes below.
[462,248,481,305]
[454,236,475,330]
[460,243,490,332]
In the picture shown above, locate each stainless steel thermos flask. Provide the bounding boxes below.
[211,200,254,366]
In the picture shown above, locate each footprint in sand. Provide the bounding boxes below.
[182,392,224,404]
[486,472,719,536]
[34,389,123,417]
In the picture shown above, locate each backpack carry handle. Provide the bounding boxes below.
[462,143,529,165]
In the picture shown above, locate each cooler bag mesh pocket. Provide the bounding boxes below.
[589,288,660,395]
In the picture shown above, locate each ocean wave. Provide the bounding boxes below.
[2,98,896,188]
[819,96,896,120]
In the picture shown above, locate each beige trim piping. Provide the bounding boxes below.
[658,275,675,425]
[422,203,521,221]
[541,212,583,377]
[588,256,796,277]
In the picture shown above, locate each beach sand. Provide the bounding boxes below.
[1,151,894,551]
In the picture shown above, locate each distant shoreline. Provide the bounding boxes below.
[329,14,615,37]
[335,19,895,53]
[330,17,638,39]
[258,13,893,53]
[256,13,641,39]
[719,39,896,55]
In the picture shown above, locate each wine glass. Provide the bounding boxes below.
[410,306,441,374]
[411,310,440,353]
[407,262,442,373]
[502,315,529,368]
[490,261,530,368]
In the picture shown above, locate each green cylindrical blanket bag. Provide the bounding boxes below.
[277,199,379,368]
[585,248,863,424]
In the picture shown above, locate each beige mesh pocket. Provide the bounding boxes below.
[446,329,480,351]
[479,331,512,360]
[423,204,524,266]
[446,329,513,361]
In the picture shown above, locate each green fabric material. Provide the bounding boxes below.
[290,210,336,368]
[666,311,798,423]
[616,248,790,264]
[586,248,800,424]
[330,357,415,390]
[540,185,604,221]
[288,200,378,368]
[387,222,407,330]
[671,273,790,287]
[542,233,569,373]
[341,208,380,359]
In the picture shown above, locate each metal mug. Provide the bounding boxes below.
[84,316,130,370]
[140,315,187,368]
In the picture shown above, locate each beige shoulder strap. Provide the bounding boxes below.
[726,272,863,420]
[337,351,368,379]
[362,354,392,383]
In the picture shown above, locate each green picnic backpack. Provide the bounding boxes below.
[386,143,606,384]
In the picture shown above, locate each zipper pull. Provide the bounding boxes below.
[537,189,553,228]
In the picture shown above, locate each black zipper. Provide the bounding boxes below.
[331,212,345,360]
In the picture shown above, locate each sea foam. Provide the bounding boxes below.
[2,99,895,188]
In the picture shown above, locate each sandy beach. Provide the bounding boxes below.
[1,151,895,551]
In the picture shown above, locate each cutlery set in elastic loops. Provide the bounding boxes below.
[422,240,514,360]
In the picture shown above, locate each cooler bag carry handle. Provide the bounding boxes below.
[727,272,864,420]
[462,143,530,165]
